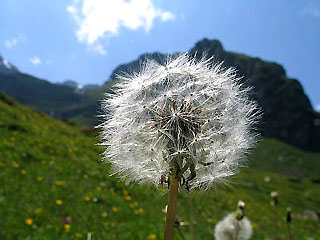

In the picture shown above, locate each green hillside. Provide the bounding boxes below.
[0,72,84,115]
[0,92,319,239]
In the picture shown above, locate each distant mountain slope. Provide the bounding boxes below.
[0,55,87,118]
[0,55,18,75]
[109,39,320,151]
[1,37,320,151]
[110,52,171,80]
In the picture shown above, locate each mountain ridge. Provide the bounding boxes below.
[0,55,18,75]
[1,38,319,151]
[109,39,320,151]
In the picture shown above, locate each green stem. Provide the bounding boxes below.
[234,220,240,240]
[287,223,293,240]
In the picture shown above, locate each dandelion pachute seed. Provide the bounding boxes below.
[214,213,253,240]
[99,54,259,190]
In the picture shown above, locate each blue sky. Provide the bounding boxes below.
[0,0,319,110]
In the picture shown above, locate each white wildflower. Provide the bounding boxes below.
[99,54,259,190]
[214,213,253,240]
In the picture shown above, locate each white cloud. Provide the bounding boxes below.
[160,11,175,22]
[91,43,107,55]
[5,39,18,49]
[4,34,27,49]
[29,56,42,65]
[67,0,175,54]
[301,1,320,19]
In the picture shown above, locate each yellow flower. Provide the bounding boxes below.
[56,199,63,205]
[147,234,157,240]
[129,202,139,208]
[55,180,66,186]
[34,208,43,215]
[112,207,119,212]
[134,208,144,215]
[124,195,132,201]
[64,224,71,232]
[101,211,108,217]
[20,169,27,175]
[75,233,83,238]
[37,176,43,182]
[84,196,91,202]
[25,218,33,225]
[12,161,19,168]
[83,174,88,179]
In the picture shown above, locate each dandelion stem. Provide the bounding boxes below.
[164,171,180,240]
[234,220,240,240]
[287,222,293,240]
[189,197,195,240]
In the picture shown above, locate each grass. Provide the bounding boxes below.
[0,92,319,239]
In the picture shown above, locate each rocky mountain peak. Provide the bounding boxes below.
[0,55,19,75]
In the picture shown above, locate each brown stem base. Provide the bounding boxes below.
[164,173,180,240]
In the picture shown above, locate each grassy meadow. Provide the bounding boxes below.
[0,93,319,239]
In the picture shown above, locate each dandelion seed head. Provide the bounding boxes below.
[99,54,259,190]
[214,213,253,240]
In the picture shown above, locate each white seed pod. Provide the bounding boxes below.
[99,54,259,189]
[214,213,253,240]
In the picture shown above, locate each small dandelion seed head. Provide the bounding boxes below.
[99,54,259,190]
[214,213,253,240]
[271,191,278,198]
[238,200,246,210]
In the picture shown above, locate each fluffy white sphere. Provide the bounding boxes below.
[214,213,253,240]
[99,54,258,189]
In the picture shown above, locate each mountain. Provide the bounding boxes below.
[0,55,103,125]
[61,79,79,89]
[0,56,89,119]
[82,83,100,91]
[59,80,100,91]
[0,91,319,239]
[110,52,171,80]
[190,39,320,152]
[0,55,18,75]
[1,38,320,151]
[109,39,320,151]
